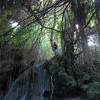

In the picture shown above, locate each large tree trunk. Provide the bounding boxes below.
[71,0,97,75]
[61,10,74,74]
[95,0,100,24]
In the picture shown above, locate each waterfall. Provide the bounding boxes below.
[2,64,46,100]
[32,64,46,100]
[37,64,46,100]
[2,68,32,100]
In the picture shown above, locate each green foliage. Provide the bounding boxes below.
[40,34,52,59]
[87,82,100,100]
[0,8,13,33]
[0,0,99,61]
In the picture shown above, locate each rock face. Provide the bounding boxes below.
[0,44,29,96]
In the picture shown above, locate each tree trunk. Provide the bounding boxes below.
[61,10,74,74]
[71,0,97,75]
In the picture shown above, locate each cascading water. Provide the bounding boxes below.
[2,64,47,100]
[38,64,46,100]
[33,64,46,100]
[2,69,31,100]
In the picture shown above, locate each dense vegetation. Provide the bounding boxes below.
[0,0,100,100]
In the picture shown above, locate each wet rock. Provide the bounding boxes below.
[43,90,50,97]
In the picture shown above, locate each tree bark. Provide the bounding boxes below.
[61,10,74,74]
